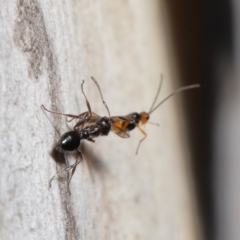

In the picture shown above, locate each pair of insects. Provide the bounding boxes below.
[42,76,199,186]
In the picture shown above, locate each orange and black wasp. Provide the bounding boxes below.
[110,75,199,153]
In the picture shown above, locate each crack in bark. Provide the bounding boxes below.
[13,1,80,239]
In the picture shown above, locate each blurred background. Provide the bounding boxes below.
[165,1,237,240]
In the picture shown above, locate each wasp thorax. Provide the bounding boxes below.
[129,112,140,123]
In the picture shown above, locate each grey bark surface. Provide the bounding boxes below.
[0,1,202,239]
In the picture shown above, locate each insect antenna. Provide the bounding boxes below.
[147,121,159,126]
[148,84,200,115]
[148,73,163,113]
[90,76,111,118]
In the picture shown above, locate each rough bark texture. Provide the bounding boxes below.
[0,1,202,239]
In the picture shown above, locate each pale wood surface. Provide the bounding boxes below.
[0,1,202,239]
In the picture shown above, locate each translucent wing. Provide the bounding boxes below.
[110,116,130,138]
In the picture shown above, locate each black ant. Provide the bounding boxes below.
[41,79,112,187]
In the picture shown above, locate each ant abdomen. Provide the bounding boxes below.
[55,131,81,153]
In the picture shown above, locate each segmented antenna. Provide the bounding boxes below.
[148,83,200,115]
[148,73,163,113]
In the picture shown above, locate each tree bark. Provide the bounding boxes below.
[0,0,202,239]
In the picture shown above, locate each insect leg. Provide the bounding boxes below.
[42,80,93,129]
[67,150,83,187]
[41,104,86,120]
[73,80,92,129]
[135,126,147,154]
[91,76,111,118]
[48,151,83,189]
[87,138,95,143]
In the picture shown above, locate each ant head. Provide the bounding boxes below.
[55,131,81,153]
[140,112,150,124]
